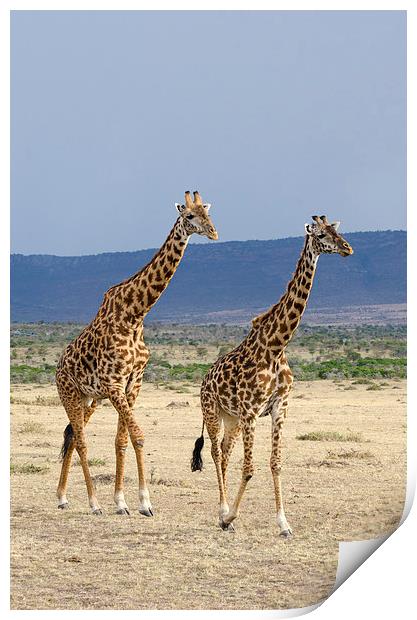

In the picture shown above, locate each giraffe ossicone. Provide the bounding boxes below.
[56,190,218,516]
[192,216,353,536]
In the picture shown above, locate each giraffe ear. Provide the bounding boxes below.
[175,203,186,214]
[203,203,211,212]
[305,224,313,235]
[330,221,341,231]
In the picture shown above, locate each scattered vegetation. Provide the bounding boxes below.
[149,467,190,488]
[10,364,56,384]
[308,448,376,468]
[290,357,406,381]
[10,394,61,406]
[326,448,374,460]
[18,422,45,434]
[10,322,406,385]
[296,430,364,442]
[91,473,134,485]
[166,400,190,409]
[11,463,49,474]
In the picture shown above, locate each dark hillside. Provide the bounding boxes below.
[11,230,406,323]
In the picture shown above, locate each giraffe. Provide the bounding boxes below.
[56,190,218,516]
[191,215,353,536]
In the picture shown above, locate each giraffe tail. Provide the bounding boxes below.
[191,422,205,472]
[59,423,74,461]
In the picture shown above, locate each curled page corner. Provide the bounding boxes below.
[333,535,390,592]
[285,602,322,618]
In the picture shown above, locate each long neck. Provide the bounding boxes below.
[253,235,319,351]
[106,218,190,323]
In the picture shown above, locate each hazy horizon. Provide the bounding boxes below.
[11,11,406,255]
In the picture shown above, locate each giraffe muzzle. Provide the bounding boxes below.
[340,243,353,256]
[206,228,219,241]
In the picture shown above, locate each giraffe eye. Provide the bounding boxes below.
[186,214,194,221]
[317,233,326,239]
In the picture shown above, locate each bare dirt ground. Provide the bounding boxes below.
[10,379,406,610]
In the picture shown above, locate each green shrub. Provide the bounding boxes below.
[10,364,56,384]
[293,357,406,381]
[11,463,49,474]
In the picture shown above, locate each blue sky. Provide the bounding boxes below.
[11,10,406,255]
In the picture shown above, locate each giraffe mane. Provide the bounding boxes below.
[251,306,275,328]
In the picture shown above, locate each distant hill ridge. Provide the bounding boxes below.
[11,230,406,323]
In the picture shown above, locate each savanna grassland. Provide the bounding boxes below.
[10,322,407,610]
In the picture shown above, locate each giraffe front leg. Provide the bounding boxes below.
[270,417,292,538]
[203,404,232,530]
[270,383,293,538]
[109,388,153,517]
[114,416,130,515]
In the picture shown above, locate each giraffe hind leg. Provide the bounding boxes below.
[57,399,98,509]
[221,412,257,530]
[56,377,100,513]
[197,387,232,529]
[220,411,241,493]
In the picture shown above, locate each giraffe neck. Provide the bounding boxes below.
[105,217,190,323]
[253,235,319,352]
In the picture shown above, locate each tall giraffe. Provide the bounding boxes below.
[56,190,218,516]
[191,216,353,536]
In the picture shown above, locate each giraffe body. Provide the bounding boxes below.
[56,191,218,515]
[194,215,353,535]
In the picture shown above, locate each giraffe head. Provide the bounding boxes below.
[175,191,218,240]
[305,215,353,257]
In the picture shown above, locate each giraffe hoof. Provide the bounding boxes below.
[220,520,235,532]
[116,507,130,516]
[279,529,292,539]
[58,502,69,510]
[139,508,154,517]
[92,508,103,515]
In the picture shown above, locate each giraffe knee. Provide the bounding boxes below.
[131,429,145,448]
[115,442,128,454]
[270,462,282,475]
[127,420,145,448]
[115,431,129,452]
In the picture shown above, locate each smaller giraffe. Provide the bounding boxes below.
[191,216,353,536]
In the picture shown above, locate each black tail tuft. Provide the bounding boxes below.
[59,423,74,461]
[191,434,205,472]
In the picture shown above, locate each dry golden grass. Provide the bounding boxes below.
[10,379,406,610]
